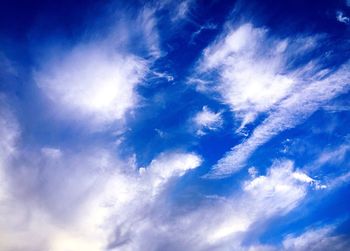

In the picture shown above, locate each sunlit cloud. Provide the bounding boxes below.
[35,45,147,128]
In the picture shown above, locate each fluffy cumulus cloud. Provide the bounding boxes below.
[35,45,147,127]
[0,99,198,250]
[0,123,202,251]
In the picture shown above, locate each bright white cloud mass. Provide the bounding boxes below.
[1,0,350,250]
[36,46,146,127]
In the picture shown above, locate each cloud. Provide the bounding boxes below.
[145,160,313,251]
[194,23,350,178]
[0,96,19,158]
[197,23,297,128]
[150,70,174,82]
[210,63,350,177]
[33,4,164,130]
[283,225,350,251]
[0,101,339,251]
[0,124,202,251]
[190,22,217,44]
[135,7,162,58]
[0,96,19,213]
[336,11,350,24]
[313,144,350,168]
[168,0,196,23]
[207,161,311,244]
[193,106,223,135]
[40,147,63,159]
[35,45,147,128]
[0,94,203,251]
[0,105,314,251]
[2,3,350,250]
[112,160,313,251]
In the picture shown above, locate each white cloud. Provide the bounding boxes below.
[2,93,203,251]
[336,11,350,24]
[209,63,350,177]
[193,106,223,135]
[315,144,350,168]
[41,147,62,159]
[2,9,350,251]
[0,107,337,251]
[169,0,195,22]
[35,45,147,128]
[248,166,258,178]
[198,23,297,128]
[151,71,174,82]
[283,225,350,251]
[0,135,202,251]
[34,5,164,130]
[0,96,19,201]
[195,23,350,178]
[93,160,312,251]
[136,7,162,58]
[0,110,314,251]
[0,101,18,157]
[190,22,217,44]
[243,160,310,213]
[146,160,314,250]
[140,152,201,196]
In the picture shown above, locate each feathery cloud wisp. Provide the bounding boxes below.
[194,23,350,178]
[193,106,223,135]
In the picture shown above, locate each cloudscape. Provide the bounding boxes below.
[1,0,350,250]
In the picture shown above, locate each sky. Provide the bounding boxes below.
[0,0,350,250]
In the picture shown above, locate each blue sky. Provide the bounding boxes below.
[1,0,350,250]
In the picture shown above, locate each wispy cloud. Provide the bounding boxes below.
[336,11,350,24]
[283,225,350,251]
[209,64,350,177]
[169,0,196,23]
[197,23,296,129]
[134,160,315,250]
[193,106,223,136]
[194,23,350,178]
[190,22,217,44]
